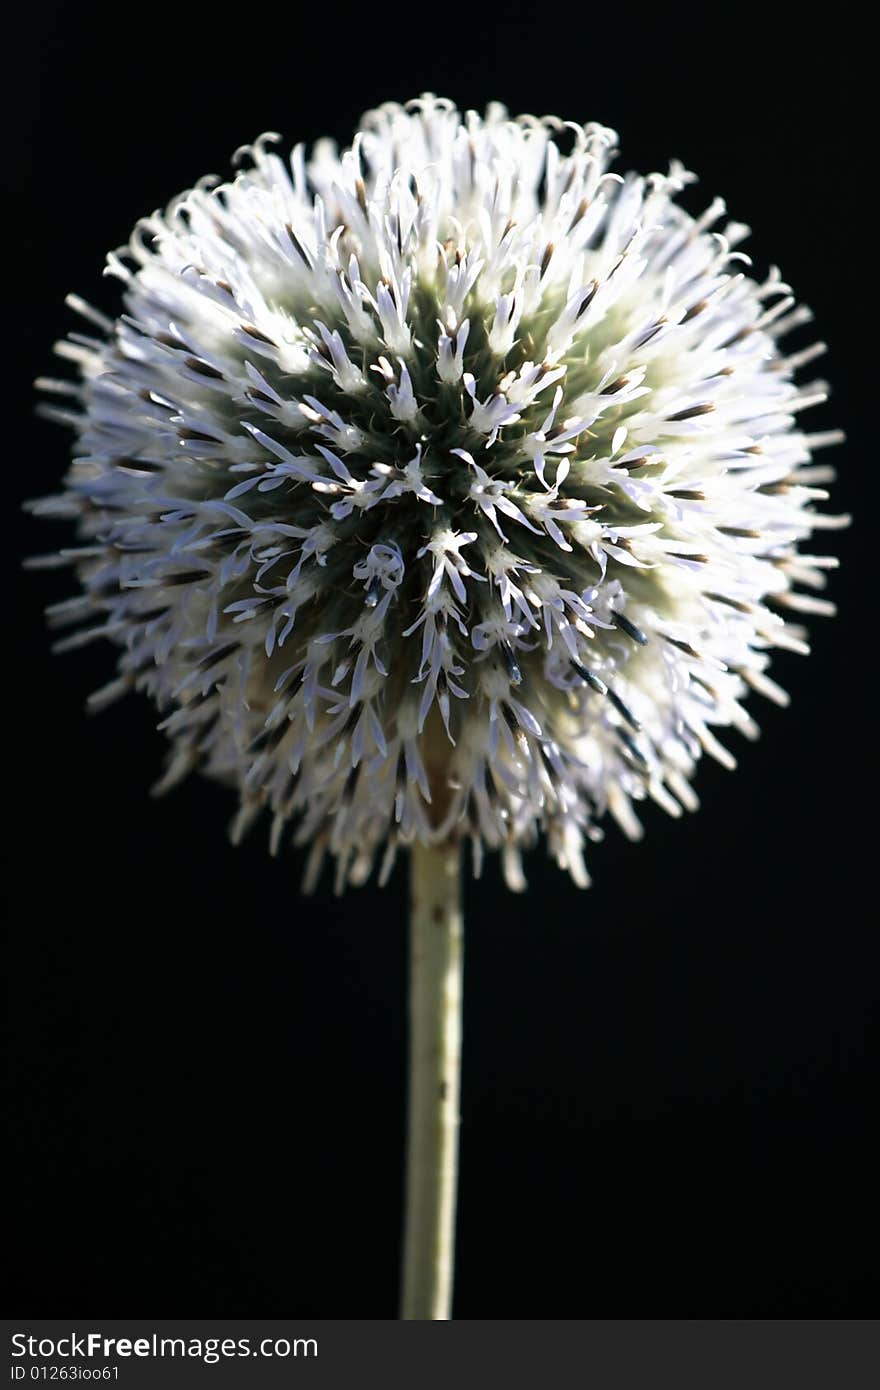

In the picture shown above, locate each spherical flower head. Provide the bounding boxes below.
[34,95,846,892]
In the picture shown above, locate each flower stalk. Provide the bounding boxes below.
[401,838,464,1320]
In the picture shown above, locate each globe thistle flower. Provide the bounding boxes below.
[33,94,846,1322]
[33,96,845,896]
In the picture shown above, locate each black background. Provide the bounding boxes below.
[5,4,875,1317]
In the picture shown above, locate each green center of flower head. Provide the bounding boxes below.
[35,96,844,891]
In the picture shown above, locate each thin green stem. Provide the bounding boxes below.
[400,838,464,1320]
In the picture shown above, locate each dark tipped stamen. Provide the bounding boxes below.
[607,687,641,731]
[576,280,599,317]
[162,569,213,587]
[681,299,708,323]
[615,614,648,645]
[285,224,312,266]
[664,636,701,658]
[618,729,649,769]
[601,375,630,396]
[501,644,522,684]
[178,428,222,444]
[501,704,519,735]
[196,641,238,671]
[705,592,753,614]
[635,317,667,348]
[248,711,292,756]
[572,662,607,695]
[184,356,224,380]
[667,403,715,422]
[241,323,277,346]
